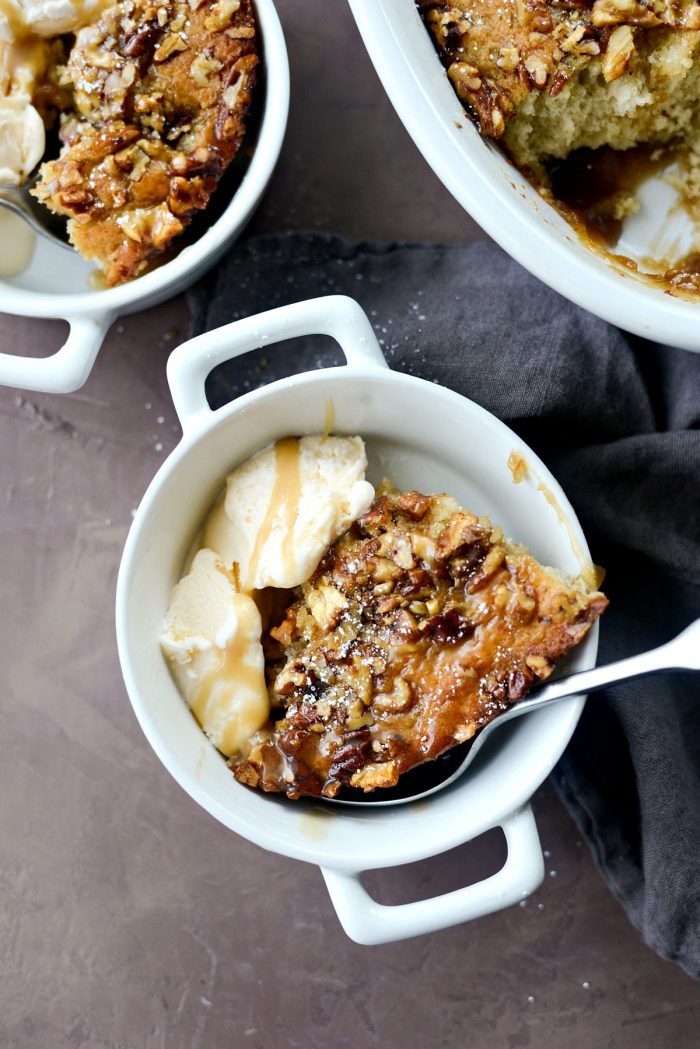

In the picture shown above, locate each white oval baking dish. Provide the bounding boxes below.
[348,0,700,354]
[0,0,289,394]
[116,294,600,945]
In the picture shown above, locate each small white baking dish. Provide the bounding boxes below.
[0,0,289,395]
[116,294,600,945]
[348,0,700,354]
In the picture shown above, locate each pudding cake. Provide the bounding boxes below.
[30,0,257,284]
[420,0,700,172]
[420,0,700,266]
[230,485,607,800]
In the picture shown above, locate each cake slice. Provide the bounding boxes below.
[230,486,607,799]
[32,0,257,285]
[420,1,700,175]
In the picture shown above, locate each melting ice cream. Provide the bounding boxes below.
[0,0,113,184]
[161,435,375,756]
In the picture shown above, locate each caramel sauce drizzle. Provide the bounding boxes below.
[324,397,335,436]
[191,597,265,756]
[245,437,301,589]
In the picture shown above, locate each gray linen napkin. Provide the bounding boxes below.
[189,232,700,978]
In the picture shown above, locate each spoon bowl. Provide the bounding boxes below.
[325,618,700,808]
[0,177,72,248]
[0,122,72,249]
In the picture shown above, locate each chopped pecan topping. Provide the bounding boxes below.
[229,485,607,799]
[419,0,697,144]
[32,0,258,285]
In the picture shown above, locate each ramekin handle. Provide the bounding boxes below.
[321,804,544,945]
[0,312,113,394]
[167,295,388,433]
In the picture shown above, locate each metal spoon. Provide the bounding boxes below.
[0,175,72,248]
[326,618,700,808]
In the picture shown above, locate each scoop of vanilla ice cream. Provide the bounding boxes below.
[20,0,86,35]
[1,0,113,37]
[161,549,269,757]
[202,435,375,590]
[0,1,23,41]
[0,1,47,186]
[0,9,11,42]
[0,95,43,182]
[0,0,116,184]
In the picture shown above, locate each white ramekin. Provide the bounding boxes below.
[0,0,289,394]
[348,0,700,354]
[115,294,600,945]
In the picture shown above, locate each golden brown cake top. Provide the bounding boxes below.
[230,487,607,800]
[420,0,700,138]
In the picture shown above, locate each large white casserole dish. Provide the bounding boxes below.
[116,294,600,945]
[0,0,289,395]
[348,0,700,354]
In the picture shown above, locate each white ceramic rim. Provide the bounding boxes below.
[116,295,596,873]
[0,0,289,320]
[348,0,700,353]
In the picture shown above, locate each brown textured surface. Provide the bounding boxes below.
[34,0,258,285]
[420,0,700,139]
[1,0,699,1045]
[235,489,606,798]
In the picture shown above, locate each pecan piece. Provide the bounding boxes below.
[306,583,348,631]
[396,490,431,520]
[373,678,414,713]
[400,568,431,596]
[231,761,260,788]
[601,24,635,81]
[437,512,487,560]
[549,69,570,97]
[172,145,224,178]
[274,662,313,697]
[388,608,419,641]
[123,23,161,57]
[507,666,535,702]
[420,607,474,644]
[447,63,509,139]
[524,53,549,89]
[270,607,297,647]
[327,727,372,783]
[467,545,506,592]
[591,0,661,27]
[350,761,399,791]
[153,33,187,63]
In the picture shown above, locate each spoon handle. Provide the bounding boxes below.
[325,620,700,807]
[510,617,700,719]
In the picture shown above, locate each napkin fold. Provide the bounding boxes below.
[190,233,700,978]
